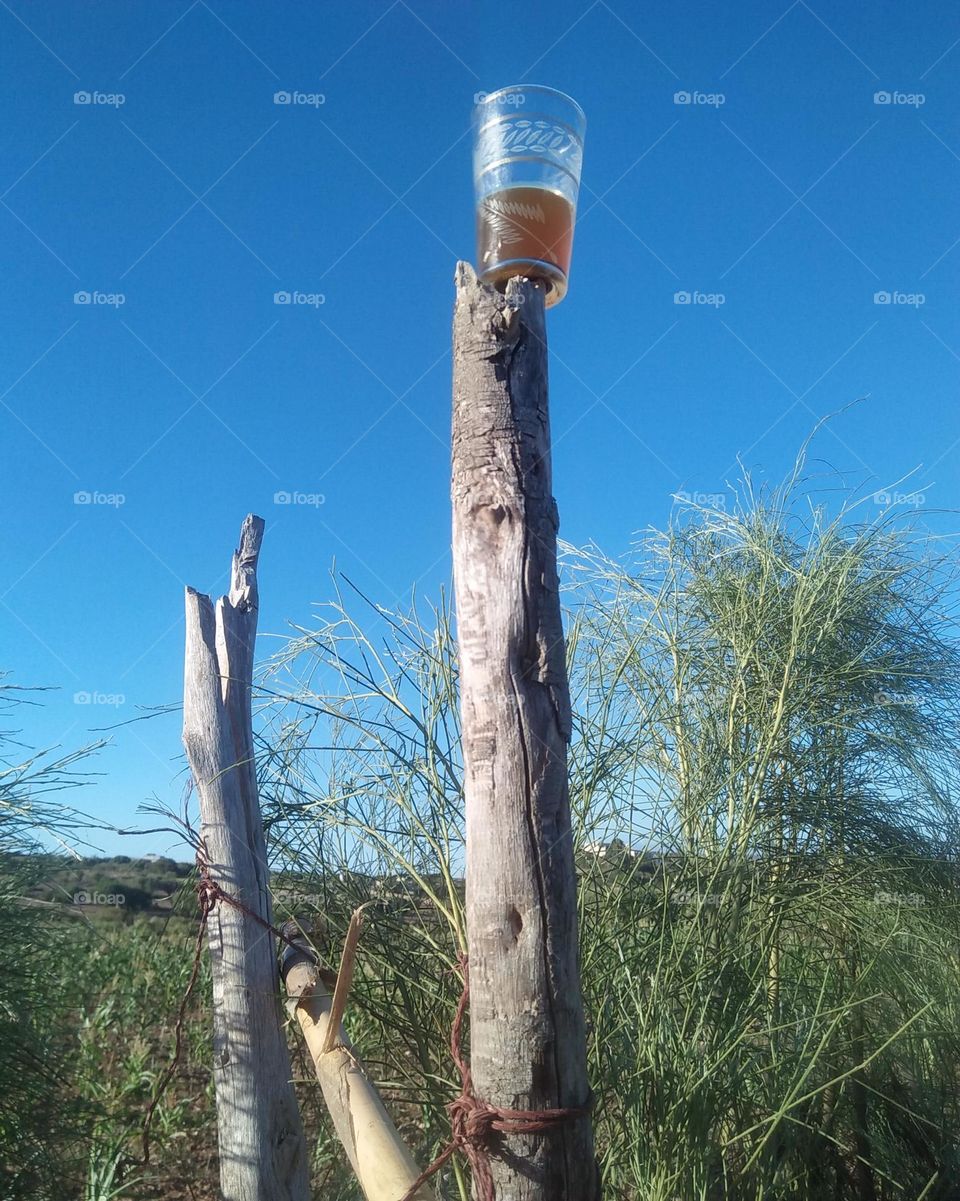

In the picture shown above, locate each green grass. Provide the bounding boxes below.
[257,450,960,1201]
[4,447,960,1200]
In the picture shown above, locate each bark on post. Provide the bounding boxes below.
[182,515,310,1201]
[451,263,598,1201]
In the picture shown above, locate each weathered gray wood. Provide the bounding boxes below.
[182,515,310,1201]
[451,262,598,1201]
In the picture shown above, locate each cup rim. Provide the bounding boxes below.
[476,84,586,127]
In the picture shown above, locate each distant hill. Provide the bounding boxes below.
[3,854,460,921]
[4,845,674,923]
[5,853,195,916]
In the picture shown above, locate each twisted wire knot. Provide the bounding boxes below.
[399,954,590,1201]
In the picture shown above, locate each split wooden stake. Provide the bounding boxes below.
[182,515,310,1201]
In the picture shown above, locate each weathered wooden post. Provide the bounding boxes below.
[182,515,311,1201]
[451,263,599,1200]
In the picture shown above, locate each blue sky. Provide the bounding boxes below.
[2,1,958,857]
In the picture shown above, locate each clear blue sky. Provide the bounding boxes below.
[2,1,958,857]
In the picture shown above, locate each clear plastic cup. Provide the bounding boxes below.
[473,85,586,308]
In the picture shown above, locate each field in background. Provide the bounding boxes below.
[5,456,960,1201]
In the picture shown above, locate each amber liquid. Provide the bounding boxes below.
[476,185,575,305]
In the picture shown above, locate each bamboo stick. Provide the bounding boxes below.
[280,924,436,1201]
